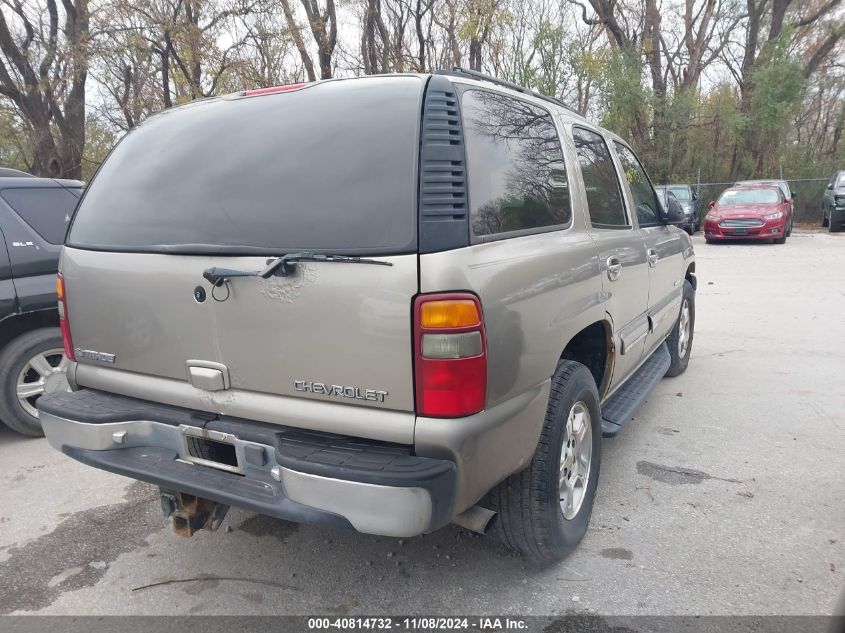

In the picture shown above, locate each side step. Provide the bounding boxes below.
[601,342,671,437]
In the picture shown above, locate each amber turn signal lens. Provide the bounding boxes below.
[420,300,480,329]
[56,275,64,299]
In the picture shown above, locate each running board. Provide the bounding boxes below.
[601,342,671,437]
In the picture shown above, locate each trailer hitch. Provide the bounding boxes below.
[160,490,230,537]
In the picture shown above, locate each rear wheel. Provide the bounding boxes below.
[0,328,69,437]
[488,360,601,563]
[665,280,695,377]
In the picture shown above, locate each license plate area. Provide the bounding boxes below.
[180,426,243,475]
[731,228,748,235]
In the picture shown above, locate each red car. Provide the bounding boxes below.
[704,185,794,244]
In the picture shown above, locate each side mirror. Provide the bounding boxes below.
[827,183,834,190]
[708,200,716,209]
[659,195,686,225]
[791,191,797,199]
[692,192,699,201]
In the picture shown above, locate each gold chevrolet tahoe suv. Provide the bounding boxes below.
[38,69,696,562]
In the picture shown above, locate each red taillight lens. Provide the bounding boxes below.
[414,293,487,417]
[57,274,74,360]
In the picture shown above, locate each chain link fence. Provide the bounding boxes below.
[692,177,830,225]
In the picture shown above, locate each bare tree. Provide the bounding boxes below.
[298,0,337,79]
[0,0,90,178]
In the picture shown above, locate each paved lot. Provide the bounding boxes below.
[0,231,843,616]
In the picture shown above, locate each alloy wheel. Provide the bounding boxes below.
[678,299,691,358]
[16,348,70,418]
[559,401,593,520]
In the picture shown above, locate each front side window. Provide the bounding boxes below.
[572,127,628,228]
[462,89,571,238]
[614,142,661,227]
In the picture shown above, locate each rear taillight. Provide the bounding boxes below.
[57,274,74,360]
[413,293,487,417]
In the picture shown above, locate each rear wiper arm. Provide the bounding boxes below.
[202,252,393,286]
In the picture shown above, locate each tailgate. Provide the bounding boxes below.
[57,76,425,442]
[62,248,418,433]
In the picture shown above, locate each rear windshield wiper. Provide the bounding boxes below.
[202,252,393,286]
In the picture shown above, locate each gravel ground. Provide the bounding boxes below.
[0,231,843,617]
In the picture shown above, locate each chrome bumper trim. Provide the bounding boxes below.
[40,412,433,537]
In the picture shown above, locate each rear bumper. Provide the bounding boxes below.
[38,390,456,538]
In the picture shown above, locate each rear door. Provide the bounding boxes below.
[573,127,650,389]
[62,77,425,439]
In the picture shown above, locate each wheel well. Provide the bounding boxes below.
[0,309,59,351]
[685,262,696,291]
[561,321,612,396]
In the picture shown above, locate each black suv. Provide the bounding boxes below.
[0,172,83,435]
[654,184,700,234]
[822,170,845,232]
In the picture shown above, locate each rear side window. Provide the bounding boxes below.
[1,187,78,244]
[462,90,571,238]
[572,127,628,228]
[69,77,423,255]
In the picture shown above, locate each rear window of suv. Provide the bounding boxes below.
[68,77,423,255]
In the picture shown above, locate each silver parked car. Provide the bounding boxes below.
[38,69,696,562]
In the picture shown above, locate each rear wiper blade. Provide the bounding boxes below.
[202,252,393,286]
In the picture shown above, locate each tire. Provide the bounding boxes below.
[774,233,787,245]
[705,238,718,244]
[665,280,695,377]
[0,328,69,437]
[488,360,601,563]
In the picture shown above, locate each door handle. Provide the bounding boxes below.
[647,248,659,267]
[606,256,622,281]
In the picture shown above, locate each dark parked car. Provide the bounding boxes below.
[822,170,844,232]
[655,184,700,234]
[0,173,83,435]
